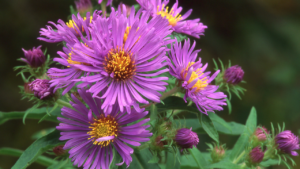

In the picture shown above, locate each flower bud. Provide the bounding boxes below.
[174,128,199,149]
[21,46,45,68]
[248,147,264,164]
[254,127,269,142]
[275,130,299,156]
[211,145,226,163]
[224,65,244,84]
[29,79,54,100]
[53,145,66,156]
[75,0,92,14]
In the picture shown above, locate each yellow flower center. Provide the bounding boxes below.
[182,62,208,92]
[87,115,118,147]
[67,44,91,66]
[104,48,136,81]
[66,16,93,33]
[123,26,140,44]
[157,4,182,26]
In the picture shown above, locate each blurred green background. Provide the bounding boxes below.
[0,0,300,168]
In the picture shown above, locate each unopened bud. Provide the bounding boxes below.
[29,79,55,100]
[224,65,244,85]
[248,147,264,164]
[211,145,226,163]
[53,145,66,156]
[21,46,45,68]
[75,0,92,14]
[174,128,199,149]
[275,130,299,156]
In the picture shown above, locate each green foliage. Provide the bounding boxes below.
[12,130,63,169]
[0,107,60,125]
[230,107,257,162]
[200,113,219,143]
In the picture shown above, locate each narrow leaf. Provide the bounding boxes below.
[200,114,219,143]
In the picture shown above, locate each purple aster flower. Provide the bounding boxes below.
[174,128,199,149]
[21,46,45,68]
[55,7,173,113]
[224,65,244,85]
[75,0,93,14]
[275,130,299,156]
[98,0,113,6]
[136,0,207,38]
[29,79,55,100]
[38,11,99,45]
[57,89,152,168]
[249,147,264,164]
[168,40,227,114]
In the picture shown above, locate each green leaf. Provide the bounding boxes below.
[208,112,232,133]
[0,148,57,167]
[31,128,55,140]
[206,158,241,169]
[12,130,63,169]
[229,107,257,161]
[260,159,279,167]
[200,114,219,143]
[0,107,61,125]
[47,159,75,169]
[187,147,207,169]
[126,149,160,169]
[166,150,180,169]
[226,98,232,114]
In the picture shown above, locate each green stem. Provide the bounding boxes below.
[0,148,57,167]
[141,86,181,109]
[56,99,73,109]
[101,0,107,16]
[0,111,58,125]
[233,150,246,164]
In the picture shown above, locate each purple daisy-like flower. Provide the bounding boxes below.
[58,7,173,113]
[224,65,244,85]
[168,40,227,114]
[174,128,199,149]
[29,79,55,99]
[275,130,299,156]
[38,11,99,45]
[136,0,207,38]
[248,147,264,164]
[21,46,46,68]
[57,89,152,168]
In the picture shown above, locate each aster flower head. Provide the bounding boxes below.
[21,46,45,68]
[168,40,227,114]
[275,130,299,156]
[174,128,199,149]
[57,89,152,168]
[248,147,264,164]
[38,11,98,45]
[137,0,207,38]
[224,65,244,85]
[75,0,93,14]
[55,7,174,113]
[29,79,55,100]
[210,144,226,163]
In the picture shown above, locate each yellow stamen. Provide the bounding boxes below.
[123,26,140,44]
[104,47,136,81]
[66,16,93,33]
[87,115,118,147]
[157,4,182,26]
[67,44,91,66]
[182,62,208,92]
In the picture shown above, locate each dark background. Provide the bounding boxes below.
[1,0,300,168]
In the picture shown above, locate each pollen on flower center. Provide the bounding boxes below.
[182,62,208,92]
[67,44,91,66]
[66,16,92,32]
[87,115,118,147]
[157,4,182,26]
[104,48,136,81]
